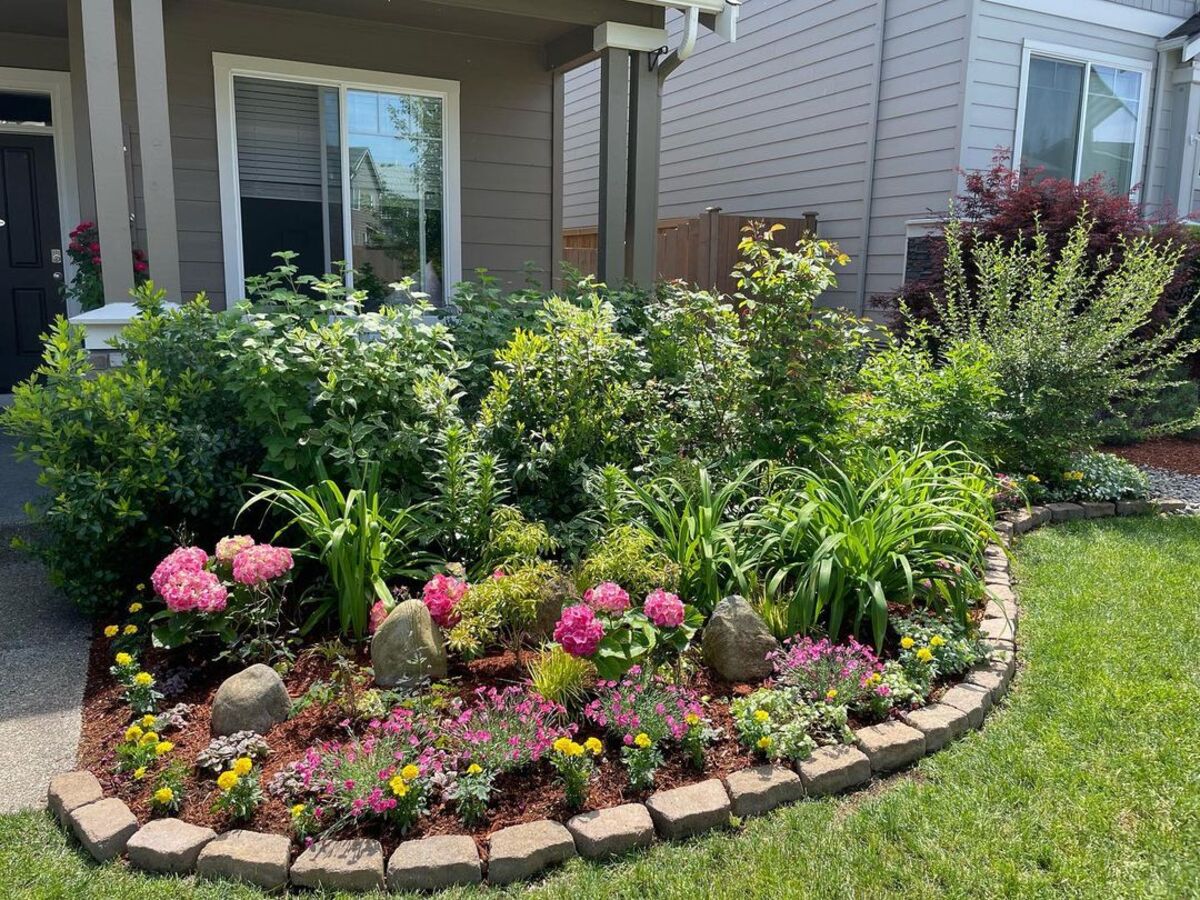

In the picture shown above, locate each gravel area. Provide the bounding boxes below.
[1139,465,1200,515]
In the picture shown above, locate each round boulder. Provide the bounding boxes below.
[701,595,778,682]
[371,599,448,687]
[210,663,290,736]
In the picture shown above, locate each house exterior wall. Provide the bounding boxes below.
[67,0,557,307]
[0,33,69,70]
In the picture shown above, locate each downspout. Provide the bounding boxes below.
[855,0,887,317]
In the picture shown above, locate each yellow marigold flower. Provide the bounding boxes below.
[753,709,770,723]
[140,731,159,747]
[400,764,420,782]
[104,625,119,638]
[930,635,945,648]
[153,787,174,805]
[124,724,144,743]
[634,732,652,749]
[389,775,409,797]
[900,636,915,650]
[291,803,307,817]
[826,689,838,700]
[563,740,584,757]
[133,766,146,780]
[466,763,483,776]
[1027,475,1040,484]
[129,602,143,614]
[136,583,146,592]
[916,647,934,664]
[232,757,253,777]
[115,652,133,667]
[684,713,700,727]
[216,771,239,791]
[867,673,882,686]
[155,741,174,757]
[140,714,156,728]
[123,624,138,636]
[757,736,773,750]
[553,736,575,755]
[584,737,603,756]
[133,671,154,687]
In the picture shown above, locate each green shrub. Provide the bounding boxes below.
[478,295,651,525]
[855,336,1003,460]
[223,259,460,491]
[926,214,1200,473]
[744,446,994,649]
[1034,451,1150,503]
[445,561,568,658]
[575,524,680,599]
[1,286,253,612]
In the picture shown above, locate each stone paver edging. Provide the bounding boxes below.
[46,498,1174,890]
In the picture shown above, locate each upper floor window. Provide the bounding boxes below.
[1016,43,1151,197]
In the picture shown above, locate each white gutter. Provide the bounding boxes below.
[677,5,700,61]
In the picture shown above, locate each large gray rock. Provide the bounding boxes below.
[701,595,778,682]
[371,599,448,688]
[291,838,385,892]
[196,829,290,890]
[47,771,103,825]
[210,664,290,737]
[126,818,217,874]
[388,835,482,891]
[69,797,138,862]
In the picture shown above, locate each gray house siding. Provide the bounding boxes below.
[73,0,557,307]
[0,33,69,70]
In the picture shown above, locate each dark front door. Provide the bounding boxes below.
[0,132,64,393]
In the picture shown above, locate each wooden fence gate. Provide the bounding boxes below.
[562,208,818,294]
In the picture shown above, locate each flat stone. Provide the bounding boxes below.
[940,682,993,729]
[644,779,731,840]
[795,744,871,795]
[987,582,1017,604]
[197,829,291,890]
[47,770,102,826]
[854,721,926,772]
[993,521,1013,540]
[486,820,576,885]
[968,658,1014,701]
[724,765,805,818]
[984,569,1011,587]
[983,543,1008,564]
[291,838,385,892]
[68,797,138,862]
[1046,502,1085,522]
[1081,501,1115,518]
[127,818,217,874]
[1154,498,1188,514]
[980,617,1015,643]
[1008,509,1037,534]
[566,803,655,859]
[1116,499,1152,516]
[900,703,970,752]
[388,835,481,892]
[1027,506,1051,528]
[210,664,290,736]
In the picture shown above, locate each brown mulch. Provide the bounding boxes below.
[1107,438,1200,475]
[76,613,980,858]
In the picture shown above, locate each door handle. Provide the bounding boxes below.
[52,272,62,281]
[0,219,6,227]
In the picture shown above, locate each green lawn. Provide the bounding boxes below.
[3,516,1199,899]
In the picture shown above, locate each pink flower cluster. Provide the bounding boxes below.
[584,666,706,745]
[231,544,294,586]
[422,574,469,628]
[554,603,605,657]
[770,636,889,703]
[443,686,571,772]
[583,581,631,614]
[151,546,228,613]
[643,588,685,627]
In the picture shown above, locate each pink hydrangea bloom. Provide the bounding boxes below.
[369,600,391,634]
[643,588,685,627]
[422,574,469,628]
[215,535,255,563]
[231,544,294,586]
[554,603,605,657]
[150,546,208,597]
[583,581,630,614]
[160,568,228,613]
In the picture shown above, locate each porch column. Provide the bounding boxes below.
[131,0,181,299]
[80,0,135,302]
[1168,62,1200,217]
[625,50,662,285]
[597,47,629,284]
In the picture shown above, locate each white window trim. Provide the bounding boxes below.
[985,0,1185,39]
[1013,40,1154,202]
[212,52,462,308]
[0,67,81,299]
